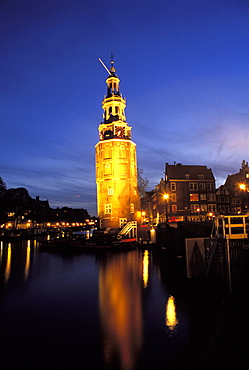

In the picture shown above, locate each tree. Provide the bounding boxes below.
[0,176,7,197]
[137,168,149,199]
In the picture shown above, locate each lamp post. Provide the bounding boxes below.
[163,194,169,223]
[239,184,246,213]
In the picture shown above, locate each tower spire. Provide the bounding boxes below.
[109,52,116,75]
[98,54,116,76]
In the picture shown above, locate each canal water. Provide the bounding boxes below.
[0,239,212,370]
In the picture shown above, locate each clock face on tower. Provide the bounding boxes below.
[115,126,125,137]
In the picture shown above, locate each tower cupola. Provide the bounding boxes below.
[98,57,131,140]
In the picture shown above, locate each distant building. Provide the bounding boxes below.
[216,185,231,214]
[165,163,216,217]
[95,57,139,228]
[224,162,249,214]
[150,178,166,224]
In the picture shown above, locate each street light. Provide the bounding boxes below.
[239,183,246,213]
[163,194,169,223]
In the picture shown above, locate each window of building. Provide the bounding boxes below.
[189,183,198,190]
[190,204,200,212]
[246,174,249,178]
[201,204,207,212]
[115,106,118,114]
[197,174,204,179]
[232,198,236,205]
[119,218,127,227]
[120,163,127,176]
[200,194,206,200]
[170,182,176,191]
[171,194,176,202]
[104,145,111,159]
[130,203,134,213]
[105,204,112,214]
[226,196,229,203]
[172,205,177,212]
[208,204,216,212]
[108,188,114,195]
[119,145,126,159]
[104,162,112,175]
[108,106,112,115]
[199,183,206,190]
[185,174,190,179]
[207,193,216,202]
[207,183,215,190]
[190,194,199,201]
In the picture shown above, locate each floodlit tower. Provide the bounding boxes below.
[95,56,140,228]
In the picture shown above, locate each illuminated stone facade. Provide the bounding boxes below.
[95,59,139,228]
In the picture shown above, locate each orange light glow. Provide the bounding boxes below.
[24,241,31,281]
[165,295,178,333]
[142,250,149,288]
[99,251,142,369]
[4,244,12,284]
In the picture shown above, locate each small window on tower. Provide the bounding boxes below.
[109,107,112,115]
[108,188,114,195]
[105,204,112,214]
[130,203,134,213]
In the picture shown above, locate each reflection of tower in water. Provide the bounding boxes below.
[99,251,143,370]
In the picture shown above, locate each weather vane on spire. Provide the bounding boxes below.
[98,52,116,75]
[109,51,116,73]
[110,51,115,64]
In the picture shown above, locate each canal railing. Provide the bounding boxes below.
[204,215,249,292]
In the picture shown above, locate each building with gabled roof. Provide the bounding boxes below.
[165,163,216,218]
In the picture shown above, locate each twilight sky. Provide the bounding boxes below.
[1,0,249,216]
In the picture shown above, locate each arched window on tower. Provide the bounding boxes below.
[109,106,112,115]
[104,145,111,159]
[119,145,126,159]
[115,106,118,114]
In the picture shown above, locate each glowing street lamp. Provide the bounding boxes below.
[163,194,169,223]
[239,183,246,213]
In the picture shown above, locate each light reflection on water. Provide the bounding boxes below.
[142,250,149,288]
[165,295,179,335]
[4,243,12,284]
[0,241,191,370]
